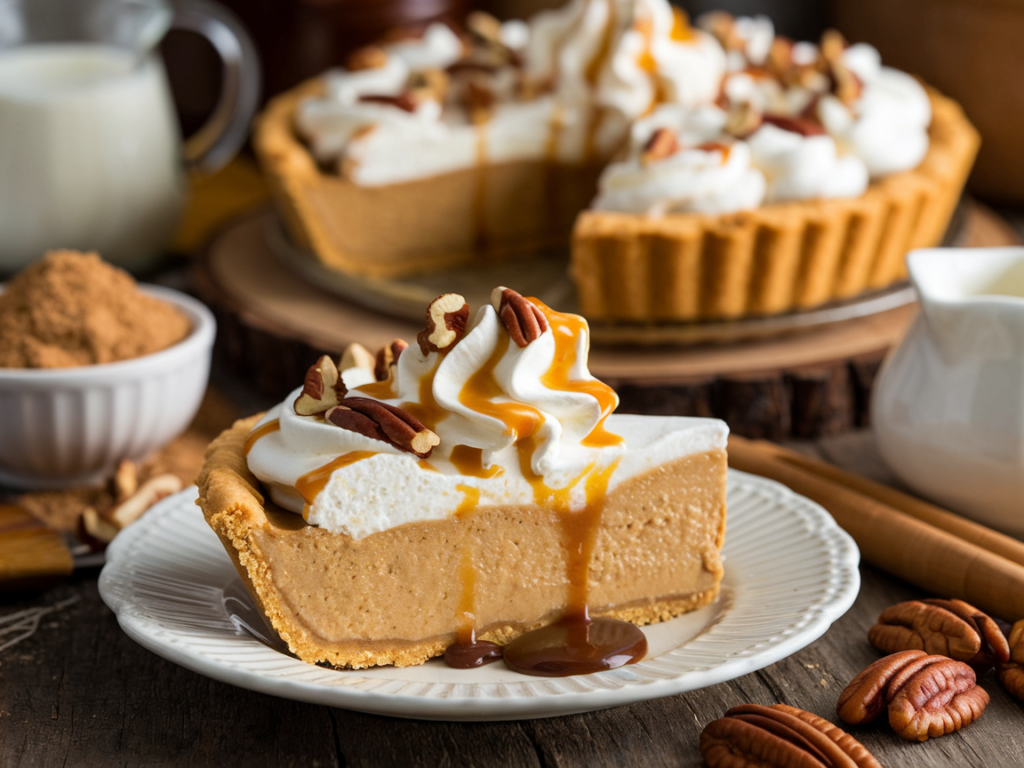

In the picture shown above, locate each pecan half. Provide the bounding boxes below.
[838,651,988,741]
[295,355,346,416]
[374,339,408,382]
[762,113,826,137]
[329,397,439,457]
[998,619,1024,701]
[888,658,988,741]
[640,127,679,165]
[869,599,1009,670]
[492,287,548,347]
[346,45,388,72]
[418,293,470,355]
[701,704,880,768]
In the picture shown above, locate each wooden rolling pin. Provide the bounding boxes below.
[728,436,1024,622]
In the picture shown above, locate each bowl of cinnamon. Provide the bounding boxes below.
[0,250,215,489]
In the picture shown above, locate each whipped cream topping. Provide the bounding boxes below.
[591,13,928,215]
[246,290,727,539]
[295,1,726,185]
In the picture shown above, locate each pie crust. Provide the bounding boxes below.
[197,415,728,669]
[571,90,980,321]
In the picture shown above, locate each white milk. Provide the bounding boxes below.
[0,44,185,272]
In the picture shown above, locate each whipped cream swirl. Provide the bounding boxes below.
[296,0,726,185]
[246,290,727,538]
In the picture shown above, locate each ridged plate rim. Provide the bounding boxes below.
[98,469,860,721]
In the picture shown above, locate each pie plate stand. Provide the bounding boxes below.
[193,202,1019,440]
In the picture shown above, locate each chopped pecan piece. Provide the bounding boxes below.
[701,703,881,768]
[108,474,183,529]
[418,293,470,355]
[408,68,450,105]
[111,458,138,502]
[819,29,862,106]
[838,651,989,741]
[466,10,502,44]
[700,11,743,51]
[724,102,762,138]
[640,127,679,165]
[346,45,388,72]
[374,339,408,382]
[329,397,439,457]
[762,113,826,137]
[358,93,418,112]
[340,343,376,374]
[464,78,495,124]
[492,287,548,347]
[295,355,346,416]
[998,619,1024,701]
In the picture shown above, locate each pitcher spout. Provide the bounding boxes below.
[908,247,1024,364]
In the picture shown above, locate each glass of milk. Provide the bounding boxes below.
[0,0,260,272]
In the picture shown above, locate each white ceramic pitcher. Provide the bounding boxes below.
[874,247,1024,536]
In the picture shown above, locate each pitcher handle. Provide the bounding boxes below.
[171,0,261,174]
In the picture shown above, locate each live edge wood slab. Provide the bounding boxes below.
[193,202,1017,441]
[3,432,1024,767]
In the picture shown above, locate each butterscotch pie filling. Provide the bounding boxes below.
[198,288,728,671]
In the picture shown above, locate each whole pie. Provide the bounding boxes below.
[253,2,977,322]
[197,288,728,668]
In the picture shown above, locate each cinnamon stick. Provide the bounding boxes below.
[728,436,1024,622]
[750,439,1024,569]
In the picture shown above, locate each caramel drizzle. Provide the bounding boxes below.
[295,450,376,516]
[533,299,623,448]
[455,484,481,644]
[244,419,280,456]
[458,332,545,443]
[450,445,503,479]
[354,377,397,400]
[400,357,447,433]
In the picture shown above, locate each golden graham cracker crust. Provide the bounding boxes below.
[253,79,602,280]
[571,90,980,321]
[197,416,728,669]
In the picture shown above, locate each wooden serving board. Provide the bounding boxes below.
[193,202,1018,440]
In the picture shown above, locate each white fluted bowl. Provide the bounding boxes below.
[0,286,215,489]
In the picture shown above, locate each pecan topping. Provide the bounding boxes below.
[295,355,346,416]
[111,458,138,502]
[998,619,1024,701]
[464,78,495,125]
[700,11,743,52]
[724,102,762,139]
[346,45,388,72]
[408,68,450,105]
[838,651,989,741]
[640,127,679,165]
[327,397,439,457]
[762,113,826,137]
[869,599,1009,670]
[340,343,376,374]
[819,29,862,106]
[418,293,470,355]
[492,287,548,347]
[374,339,408,382]
[358,93,418,112]
[466,10,502,45]
[701,703,881,768]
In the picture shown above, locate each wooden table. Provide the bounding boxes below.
[3,431,1023,767]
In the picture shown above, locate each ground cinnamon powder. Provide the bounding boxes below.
[0,250,191,368]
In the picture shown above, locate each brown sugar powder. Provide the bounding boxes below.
[0,250,191,368]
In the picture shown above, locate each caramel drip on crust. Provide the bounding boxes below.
[455,484,481,644]
[562,458,619,617]
[295,450,376,511]
[533,299,623,448]
[244,419,280,456]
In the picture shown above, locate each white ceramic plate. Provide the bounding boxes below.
[98,470,860,721]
